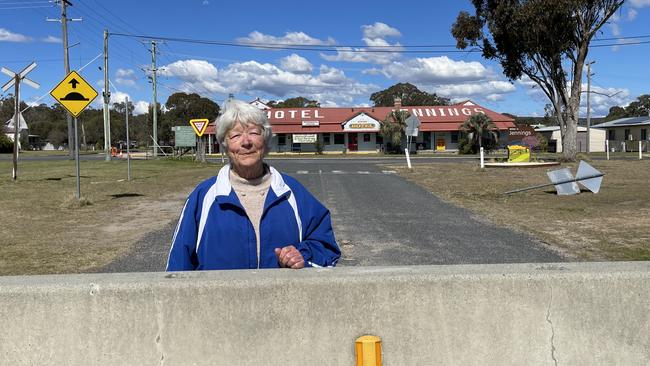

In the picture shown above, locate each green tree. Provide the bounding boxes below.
[623,94,650,117]
[461,113,498,151]
[380,110,410,152]
[370,83,449,107]
[604,94,650,121]
[452,0,622,161]
[268,97,320,108]
[163,92,220,144]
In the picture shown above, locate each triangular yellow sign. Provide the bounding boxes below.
[189,118,209,137]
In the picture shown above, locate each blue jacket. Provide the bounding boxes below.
[166,165,340,270]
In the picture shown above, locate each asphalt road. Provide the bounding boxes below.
[92,157,563,273]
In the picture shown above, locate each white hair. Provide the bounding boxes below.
[216,99,273,150]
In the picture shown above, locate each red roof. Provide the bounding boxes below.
[206,100,515,135]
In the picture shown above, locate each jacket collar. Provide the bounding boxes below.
[215,164,291,202]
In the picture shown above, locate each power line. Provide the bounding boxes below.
[0,4,52,9]
[108,32,476,53]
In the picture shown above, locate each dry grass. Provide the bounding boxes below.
[0,158,221,275]
[392,159,650,261]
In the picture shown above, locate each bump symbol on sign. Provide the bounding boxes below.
[61,79,89,101]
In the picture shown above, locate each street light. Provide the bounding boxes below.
[582,61,622,153]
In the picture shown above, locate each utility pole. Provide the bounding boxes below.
[586,60,595,153]
[125,96,131,181]
[150,40,159,157]
[47,0,81,160]
[103,29,111,161]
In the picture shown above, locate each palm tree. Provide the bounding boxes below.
[461,113,498,150]
[380,110,410,152]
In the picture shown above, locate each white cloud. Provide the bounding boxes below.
[202,0,210,5]
[0,28,31,42]
[42,35,61,43]
[362,22,401,39]
[236,31,335,46]
[159,58,376,106]
[115,68,137,87]
[628,0,650,8]
[627,8,638,21]
[133,101,149,115]
[110,91,130,105]
[434,81,516,99]
[321,23,403,65]
[579,84,630,117]
[280,54,313,74]
[380,56,487,83]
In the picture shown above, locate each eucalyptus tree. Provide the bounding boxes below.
[452,0,623,161]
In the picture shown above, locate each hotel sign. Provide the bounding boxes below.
[302,120,320,127]
[349,122,374,129]
[293,134,318,143]
[343,112,380,131]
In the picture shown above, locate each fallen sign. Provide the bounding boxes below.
[504,161,604,196]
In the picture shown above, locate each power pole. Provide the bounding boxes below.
[103,29,111,161]
[150,40,159,157]
[47,0,81,160]
[586,61,595,153]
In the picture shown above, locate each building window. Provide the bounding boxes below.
[376,135,383,144]
[323,134,330,145]
[278,134,286,145]
[334,133,344,145]
[608,130,616,140]
[624,129,631,140]
[363,133,371,142]
[451,132,459,144]
[642,129,647,141]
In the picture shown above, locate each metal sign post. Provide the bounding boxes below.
[50,70,98,199]
[2,62,39,180]
[404,115,420,169]
[125,96,131,181]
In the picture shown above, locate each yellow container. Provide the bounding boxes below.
[355,335,382,366]
[508,145,530,162]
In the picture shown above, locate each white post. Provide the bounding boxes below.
[640,141,643,160]
[480,146,485,169]
[405,148,412,169]
[606,140,610,160]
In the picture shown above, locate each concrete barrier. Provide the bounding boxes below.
[1,262,649,365]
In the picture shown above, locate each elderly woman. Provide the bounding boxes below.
[166,99,340,270]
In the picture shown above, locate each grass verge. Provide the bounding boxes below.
[392,159,650,261]
[0,157,220,275]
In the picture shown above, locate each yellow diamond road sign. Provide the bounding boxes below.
[50,70,98,118]
[190,118,210,137]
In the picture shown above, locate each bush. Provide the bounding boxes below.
[314,140,324,155]
[0,133,14,153]
[458,137,476,154]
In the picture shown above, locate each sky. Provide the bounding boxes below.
[1,0,650,118]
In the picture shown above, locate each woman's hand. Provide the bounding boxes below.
[274,245,305,269]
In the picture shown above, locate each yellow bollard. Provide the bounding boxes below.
[355,335,382,366]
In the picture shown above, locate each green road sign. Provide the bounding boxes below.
[173,126,196,147]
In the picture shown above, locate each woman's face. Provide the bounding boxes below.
[226,122,266,175]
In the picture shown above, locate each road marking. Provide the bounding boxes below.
[297,170,309,174]
[332,170,343,174]
[358,171,370,174]
[382,170,397,174]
